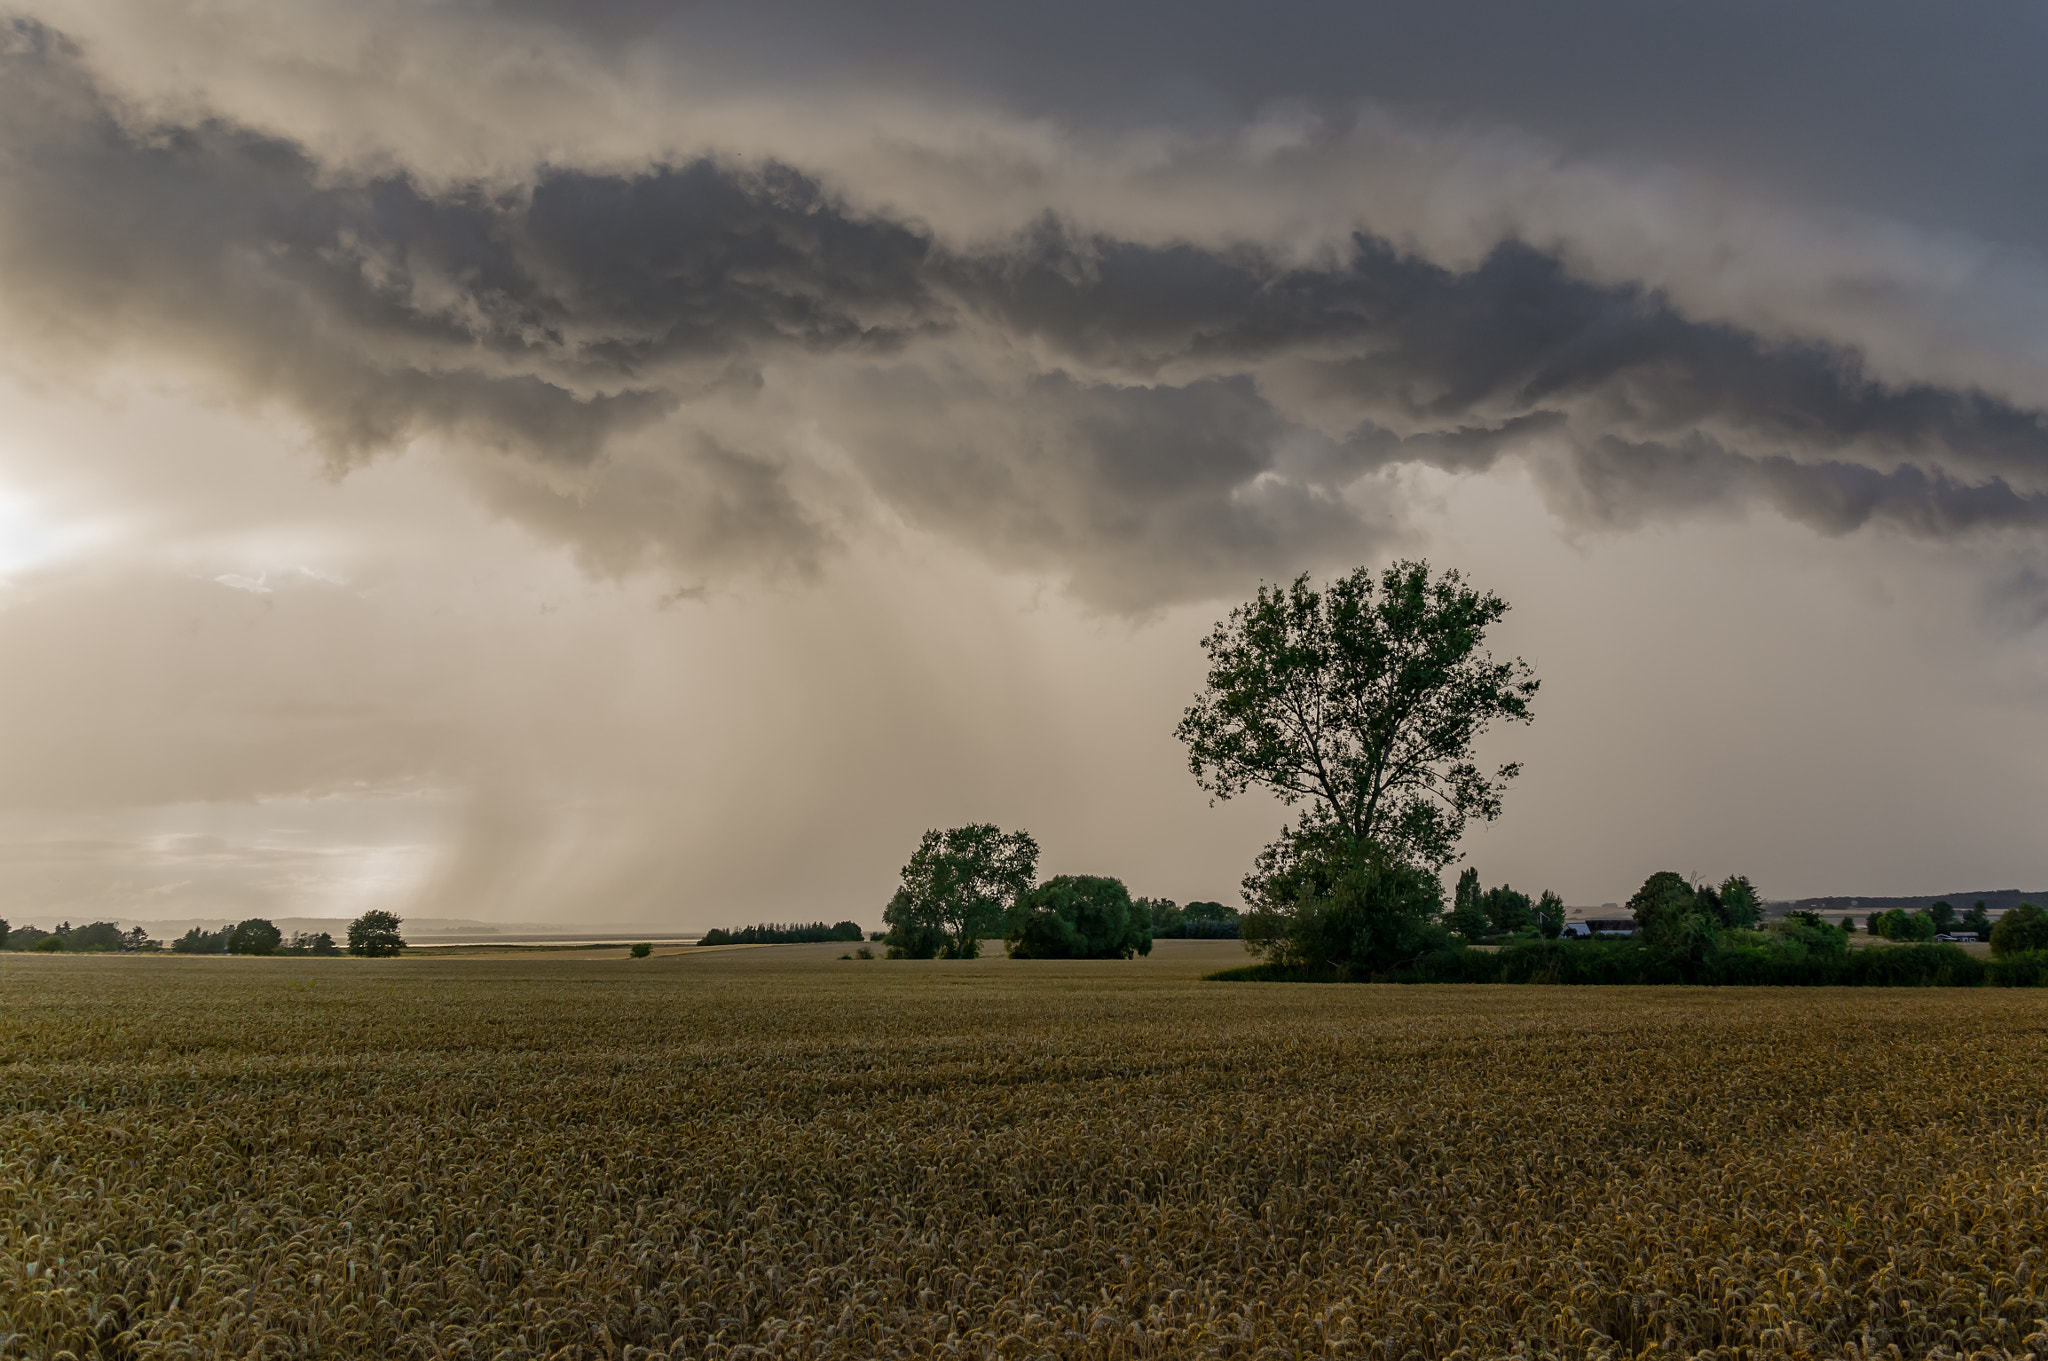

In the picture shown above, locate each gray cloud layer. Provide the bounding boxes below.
[5,16,2048,611]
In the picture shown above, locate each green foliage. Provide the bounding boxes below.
[883,824,1039,960]
[1628,872,1710,952]
[1870,908,1937,942]
[1370,938,1998,988]
[1990,902,2048,957]
[1445,866,1488,942]
[1143,897,1241,939]
[228,918,283,956]
[1717,876,1763,929]
[1987,950,2048,986]
[1005,875,1153,960]
[1535,891,1565,939]
[1177,560,1537,875]
[699,922,861,945]
[1480,884,1533,934]
[630,943,652,958]
[1238,832,1448,977]
[1841,915,1857,933]
[173,926,231,954]
[1960,902,1993,940]
[1137,897,1181,935]
[0,918,7,948]
[347,910,406,958]
[1767,911,1850,957]
[1928,900,1957,932]
[284,931,337,955]
[33,934,65,952]
[68,921,126,951]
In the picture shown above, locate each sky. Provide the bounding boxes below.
[3,1,2047,929]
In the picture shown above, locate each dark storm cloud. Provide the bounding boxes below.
[6,16,2048,607]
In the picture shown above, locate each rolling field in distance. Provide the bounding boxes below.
[4,944,2046,1359]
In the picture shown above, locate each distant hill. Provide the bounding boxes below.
[1768,891,2040,919]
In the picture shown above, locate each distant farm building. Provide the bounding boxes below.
[1563,919,1637,938]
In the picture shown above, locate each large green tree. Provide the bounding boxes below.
[1177,561,1538,878]
[347,910,406,958]
[1716,876,1762,930]
[882,824,1039,960]
[1628,872,1710,951]
[1990,902,2048,957]
[228,918,282,956]
[1005,875,1152,959]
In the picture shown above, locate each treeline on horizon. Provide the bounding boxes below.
[696,921,866,946]
[1219,869,2048,988]
[1,912,409,958]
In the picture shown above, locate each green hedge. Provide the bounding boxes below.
[1206,942,2048,987]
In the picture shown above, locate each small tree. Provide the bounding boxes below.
[882,824,1039,960]
[1446,866,1488,942]
[831,921,863,942]
[1535,890,1565,939]
[1481,884,1534,934]
[1629,872,1710,952]
[228,918,283,956]
[1005,875,1152,959]
[1242,837,1447,975]
[1928,900,1957,932]
[629,942,652,958]
[1717,876,1763,929]
[1990,902,2048,957]
[1960,902,1993,940]
[1840,915,1857,934]
[347,910,406,958]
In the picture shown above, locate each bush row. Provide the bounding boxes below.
[1212,941,2048,987]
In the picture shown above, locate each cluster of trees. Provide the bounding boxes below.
[8,911,403,957]
[1177,561,1538,978]
[1990,903,2048,956]
[1169,560,2048,988]
[1137,898,1242,939]
[1,920,156,952]
[1858,899,1995,942]
[878,824,1163,960]
[697,921,864,946]
[1444,873,1568,941]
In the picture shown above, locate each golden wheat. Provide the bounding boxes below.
[2,945,2045,1359]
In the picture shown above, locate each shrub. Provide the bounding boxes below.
[1005,875,1152,959]
[630,943,652,958]
[33,934,65,952]
[1990,903,2048,957]
[1987,950,2048,987]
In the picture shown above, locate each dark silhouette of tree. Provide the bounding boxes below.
[347,910,406,958]
[882,824,1039,959]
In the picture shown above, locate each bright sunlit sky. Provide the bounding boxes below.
[3,2,2048,929]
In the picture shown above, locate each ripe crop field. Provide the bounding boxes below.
[4,946,2046,1359]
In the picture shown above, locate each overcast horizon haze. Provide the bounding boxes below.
[4,2,2048,931]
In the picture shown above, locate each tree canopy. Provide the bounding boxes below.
[883,824,1039,959]
[1005,875,1152,959]
[228,918,282,956]
[347,910,406,958]
[1990,902,2048,957]
[1177,560,1537,875]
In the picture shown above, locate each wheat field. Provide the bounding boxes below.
[3,943,2045,1359]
